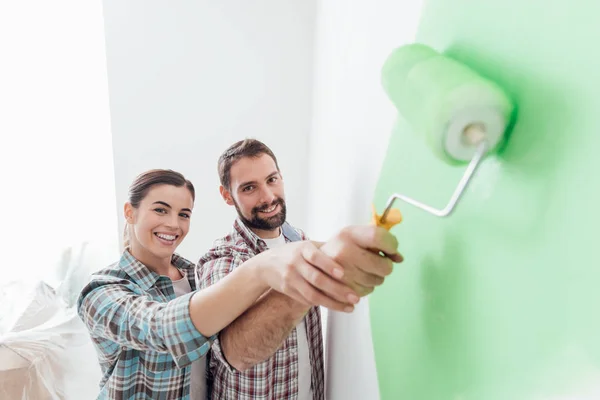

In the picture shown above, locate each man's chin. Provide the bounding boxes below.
[260,220,285,231]
[253,214,285,230]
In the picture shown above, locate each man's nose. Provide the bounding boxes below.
[258,186,276,204]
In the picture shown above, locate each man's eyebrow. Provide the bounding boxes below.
[238,180,258,188]
[238,171,279,188]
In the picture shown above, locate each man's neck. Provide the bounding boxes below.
[251,226,281,239]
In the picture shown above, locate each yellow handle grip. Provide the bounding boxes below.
[371,204,403,231]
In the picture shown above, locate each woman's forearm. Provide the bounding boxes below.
[189,257,268,337]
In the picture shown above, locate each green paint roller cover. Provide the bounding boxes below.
[381,43,515,163]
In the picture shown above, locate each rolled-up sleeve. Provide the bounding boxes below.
[77,277,214,368]
[196,250,244,373]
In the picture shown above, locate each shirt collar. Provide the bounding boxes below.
[233,218,301,253]
[233,218,267,254]
[118,250,196,292]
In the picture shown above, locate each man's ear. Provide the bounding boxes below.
[219,186,235,206]
[124,202,135,223]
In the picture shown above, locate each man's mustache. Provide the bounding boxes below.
[253,198,284,214]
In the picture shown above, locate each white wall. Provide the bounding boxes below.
[0,0,118,284]
[308,1,424,398]
[102,1,426,398]
[102,0,317,261]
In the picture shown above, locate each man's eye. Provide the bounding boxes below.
[243,186,254,192]
[268,177,278,183]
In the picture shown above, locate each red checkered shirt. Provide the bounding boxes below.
[196,219,325,400]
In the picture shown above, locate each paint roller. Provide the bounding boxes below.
[373,43,515,228]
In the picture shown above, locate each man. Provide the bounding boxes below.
[197,139,402,399]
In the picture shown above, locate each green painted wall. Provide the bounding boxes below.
[369,0,600,399]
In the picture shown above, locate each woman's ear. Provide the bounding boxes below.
[124,202,135,223]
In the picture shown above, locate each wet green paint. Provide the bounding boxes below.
[370,0,600,399]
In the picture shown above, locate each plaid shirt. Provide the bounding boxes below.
[196,219,325,400]
[77,250,215,399]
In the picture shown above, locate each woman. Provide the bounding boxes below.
[77,169,359,399]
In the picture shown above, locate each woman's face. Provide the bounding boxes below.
[125,184,193,261]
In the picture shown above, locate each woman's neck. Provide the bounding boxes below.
[128,243,181,279]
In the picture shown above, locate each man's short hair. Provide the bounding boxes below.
[218,138,280,190]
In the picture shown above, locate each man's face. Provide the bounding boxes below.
[222,153,286,234]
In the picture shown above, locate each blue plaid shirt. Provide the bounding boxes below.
[77,250,215,399]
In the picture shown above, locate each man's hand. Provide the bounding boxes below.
[253,241,360,312]
[319,225,403,297]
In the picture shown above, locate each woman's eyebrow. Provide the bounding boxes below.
[153,201,191,213]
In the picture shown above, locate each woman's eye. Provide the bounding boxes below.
[179,213,190,219]
[154,208,167,214]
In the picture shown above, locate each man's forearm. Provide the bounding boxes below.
[220,289,310,371]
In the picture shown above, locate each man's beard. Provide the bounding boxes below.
[234,197,287,231]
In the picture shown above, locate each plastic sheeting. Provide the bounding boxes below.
[0,239,116,400]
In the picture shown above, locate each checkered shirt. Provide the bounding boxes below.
[77,250,215,399]
[196,219,325,400]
